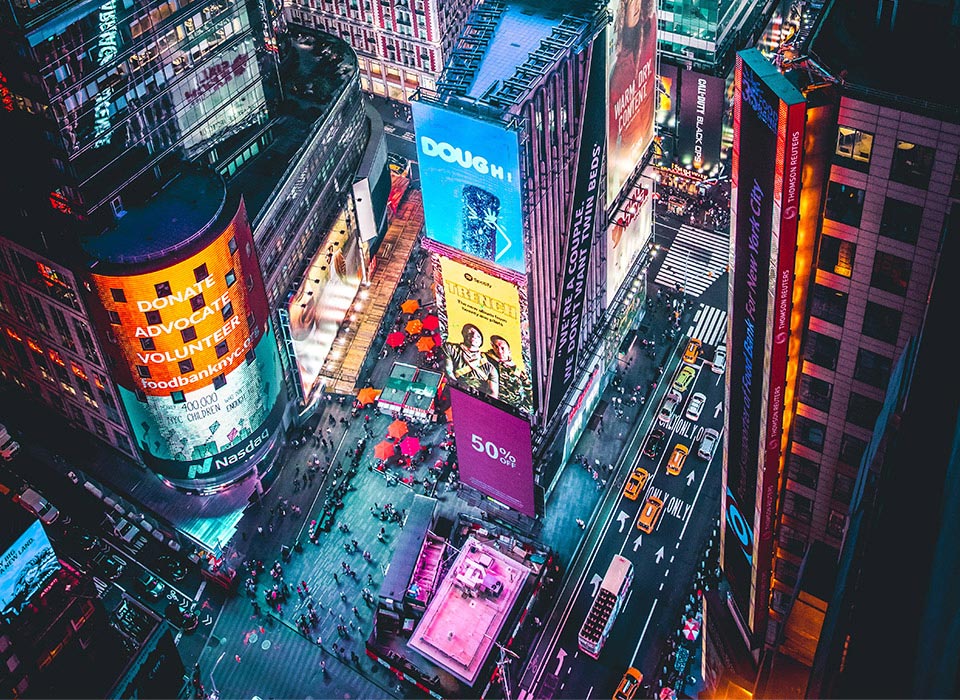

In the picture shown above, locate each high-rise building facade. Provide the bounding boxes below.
[283,0,477,102]
[709,0,960,691]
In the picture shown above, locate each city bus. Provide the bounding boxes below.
[577,554,634,658]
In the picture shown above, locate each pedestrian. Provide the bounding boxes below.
[576,518,586,529]
[235,654,241,663]
[333,572,339,583]
[301,580,309,594]
[367,573,374,585]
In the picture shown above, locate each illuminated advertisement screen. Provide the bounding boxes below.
[449,387,535,517]
[0,519,60,618]
[607,178,652,307]
[606,0,657,207]
[411,101,525,273]
[547,35,605,417]
[724,49,804,635]
[287,232,364,402]
[89,200,284,485]
[435,256,532,416]
[656,63,678,129]
[677,70,725,173]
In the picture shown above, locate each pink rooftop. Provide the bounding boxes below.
[408,535,531,685]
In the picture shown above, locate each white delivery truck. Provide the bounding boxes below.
[0,422,20,461]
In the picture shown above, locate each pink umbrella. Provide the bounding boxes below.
[374,440,396,461]
[399,435,421,457]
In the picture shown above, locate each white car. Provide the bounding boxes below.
[685,392,706,421]
[712,345,727,375]
[18,487,60,525]
[698,428,721,460]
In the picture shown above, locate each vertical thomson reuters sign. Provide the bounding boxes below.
[723,49,805,639]
[88,198,284,488]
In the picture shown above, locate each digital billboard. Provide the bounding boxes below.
[287,232,364,402]
[411,101,525,273]
[449,387,536,517]
[723,49,805,637]
[436,256,532,416]
[677,70,725,173]
[89,200,284,486]
[606,0,657,207]
[0,519,60,618]
[547,34,605,417]
[606,178,653,306]
[655,63,678,129]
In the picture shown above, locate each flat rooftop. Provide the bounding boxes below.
[408,535,531,685]
[810,0,960,116]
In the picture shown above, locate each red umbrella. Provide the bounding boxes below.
[387,419,408,439]
[682,617,700,642]
[421,315,439,331]
[433,333,443,347]
[399,435,421,457]
[374,440,396,461]
[386,331,406,348]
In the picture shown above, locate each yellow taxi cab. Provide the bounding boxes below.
[622,467,650,501]
[682,337,702,364]
[666,444,689,476]
[613,667,643,700]
[637,496,664,534]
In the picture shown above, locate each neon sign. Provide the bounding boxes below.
[92,0,118,148]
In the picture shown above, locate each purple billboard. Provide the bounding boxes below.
[450,387,536,517]
[677,69,725,173]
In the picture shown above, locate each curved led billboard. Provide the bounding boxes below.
[88,200,284,487]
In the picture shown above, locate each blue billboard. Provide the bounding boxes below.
[0,519,60,618]
[411,101,525,273]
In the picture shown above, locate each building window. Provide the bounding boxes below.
[825,181,865,227]
[834,126,873,172]
[951,156,960,199]
[228,236,238,254]
[778,524,807,556]
[215,340,229,358]
[839,433,868,466]
[245,348,256,364]
[794,415,826,451]
[140,337,156,351]
[194,263,209,282]
[136,365,151,378]
[816,235,856,277]
[832,473,855,505]
[810,284,848,326]
[803,331,840,369]
[225,269,236,287]
[878,197,922,244]
[890,140,935,189]
[846,392,882,429]
[784,491,813,524]
[171,391,186,403]
[222,301,234,321]
[108,310,121,325]
[190,293,205,311]
[776,557,800,587]
[786,452,819,489]
[178,359,194,374]
[798,373,833,412]
[155,281,172,297]
[213,373,227,389]
[181,326,197,342]
[144,310,162,325]
[854,348,892,388]
[110,288,126,303]
[870,251,911,297]
[862,302,901,344]
[826,509,846,539]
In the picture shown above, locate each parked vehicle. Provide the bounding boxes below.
[113,518,141,544]
[643,428,667,459]
[672,365,697,393]
[698,428,721,461]
[0,422,20,461]
[657,390,683,427]
[93,551,125,581]
[711,344,727,375]
[137,571,165,600]
[17,487,59,524]
[157,555,188,582]
[685,392,707,421]
[682,338,702,365]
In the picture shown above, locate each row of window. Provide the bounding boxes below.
[823,184,927,243]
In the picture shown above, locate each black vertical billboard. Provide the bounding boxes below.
[724,49,805,640]
[546,36,606,418]
[677,70,725,173]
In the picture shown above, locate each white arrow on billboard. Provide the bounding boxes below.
[617,511,630,533]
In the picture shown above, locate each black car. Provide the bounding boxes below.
[77,532,105,553]
[137,571,165,600]
[643,427,668,459]
[93,551,125,581]
[157,555,187,582]
[166,602,199,631]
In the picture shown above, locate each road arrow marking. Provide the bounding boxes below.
[686,470,696,486]
[714,401,723,418]
[633,535,643,552]
[203,614,212,626]
[656,546,665,564]
[617,511,629,533]
[589,573,602,598]
[555,648,567,675]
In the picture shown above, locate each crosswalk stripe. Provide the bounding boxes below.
[687,304,727,348]
[654,224,729,297]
